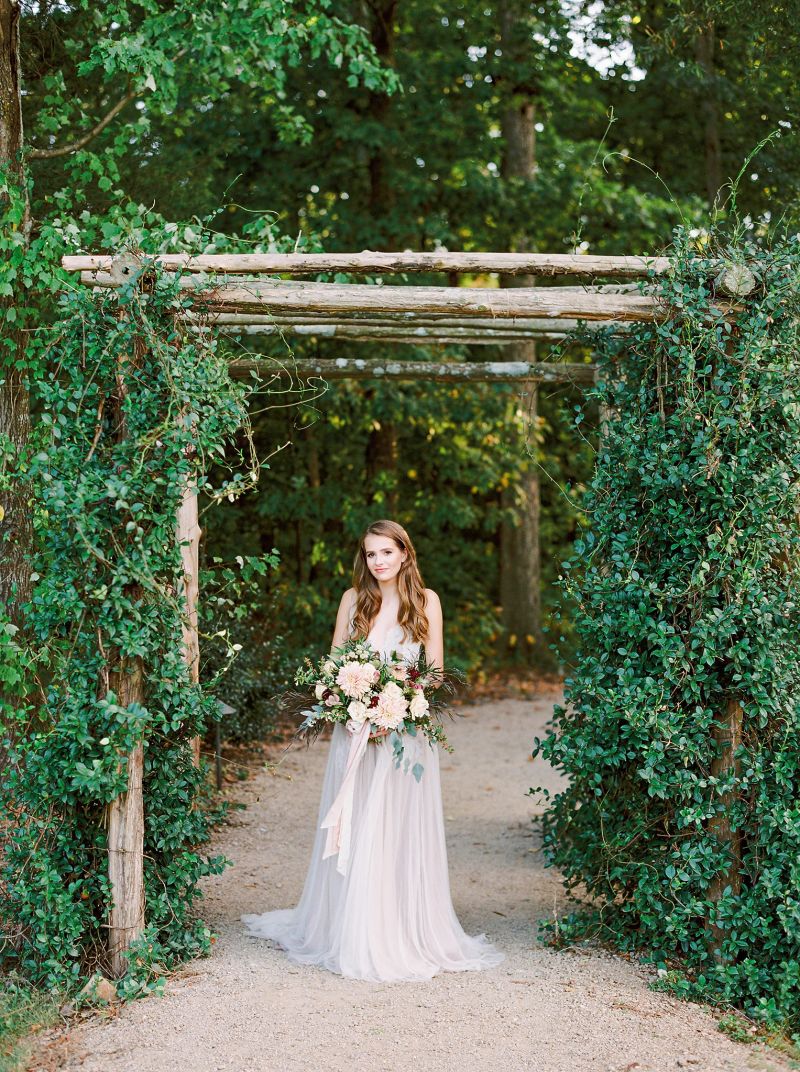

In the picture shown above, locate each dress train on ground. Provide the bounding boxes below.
[242,619,505,982]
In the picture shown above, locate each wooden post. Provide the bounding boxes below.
[595,365,612,455]
[104,301,147,978]
[706,696,743,959]
[106,658,145,978]
[177,476,202,766]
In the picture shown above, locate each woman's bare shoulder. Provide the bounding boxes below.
[340,586,357,611]
[424,588,442,608]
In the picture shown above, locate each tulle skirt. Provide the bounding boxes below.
[242,722,505,982]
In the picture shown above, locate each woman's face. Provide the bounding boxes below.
[363,533,407,583]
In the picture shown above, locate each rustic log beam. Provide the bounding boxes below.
[212,326,572,345]
[184,312,626,332]
[80,276,661,321]
[64,251,670,277]
[198,282,659,321]
[229,357,596,383]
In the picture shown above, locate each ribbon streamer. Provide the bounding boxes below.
[320,720,372,875]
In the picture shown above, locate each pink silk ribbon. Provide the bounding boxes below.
[320,719,372,876]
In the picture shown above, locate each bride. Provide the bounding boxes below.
[242,518,505,982]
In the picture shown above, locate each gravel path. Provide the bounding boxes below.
[61,694,789,1072]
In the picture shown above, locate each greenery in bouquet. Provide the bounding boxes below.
[285,640,465,778]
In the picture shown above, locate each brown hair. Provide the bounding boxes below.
[350,519,429,644]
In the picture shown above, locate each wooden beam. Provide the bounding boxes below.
[209,325,571,344]
[64,251,670,278]
[185,313,625,332]
[82,277,661,321]
[229,357,596,383]
[199,281,660,321]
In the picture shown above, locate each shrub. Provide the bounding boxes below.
[534,227,800,1037]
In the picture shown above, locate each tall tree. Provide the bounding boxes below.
[694,18,722,207]
[497,0,546,661]
[0,0,32,617]
[361,0,401,513]
[0,0,33,775]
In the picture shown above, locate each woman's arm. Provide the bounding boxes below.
[424,589,444,672]
[330,587,356,653]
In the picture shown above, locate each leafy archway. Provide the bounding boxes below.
[4,230,800,1045]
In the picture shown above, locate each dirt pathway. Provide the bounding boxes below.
[61,694,788,1072]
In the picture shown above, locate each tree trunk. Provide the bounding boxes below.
[695,21,722,208]
[0,0,32,617]
[365,408,398,516]
[307,438,322,582]
[364,0,397,242]
[499,388,543,658]
[497,0,545,662]
[0,0,33,774]
[360,0,400,519]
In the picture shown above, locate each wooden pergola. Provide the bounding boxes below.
[60,247,746,976]
[64,250,673,384]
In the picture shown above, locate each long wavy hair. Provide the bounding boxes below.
[350,520,429,644]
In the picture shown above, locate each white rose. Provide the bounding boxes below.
[323,660,336,675]
[409,692,429,720]
[314,682,326,700]
[347,700,369,725]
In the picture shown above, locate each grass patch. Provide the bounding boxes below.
[0,974,61,1072]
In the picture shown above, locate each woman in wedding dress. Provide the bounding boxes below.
[242,518,505,982]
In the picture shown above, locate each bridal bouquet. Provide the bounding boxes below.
[286,639,462,780]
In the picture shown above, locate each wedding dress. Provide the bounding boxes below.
[241,605,505,982]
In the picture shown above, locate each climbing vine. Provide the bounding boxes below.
[0,260,262,996]
[535,226,800,1035]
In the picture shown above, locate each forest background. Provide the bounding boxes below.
[10,0,800,744]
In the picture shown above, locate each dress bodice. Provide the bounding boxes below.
[368,622,422,662]
[347,600,421,661]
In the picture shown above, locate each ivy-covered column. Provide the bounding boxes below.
[103,302,147,977]
[535,230,800,1032]
[1,262,252,995]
